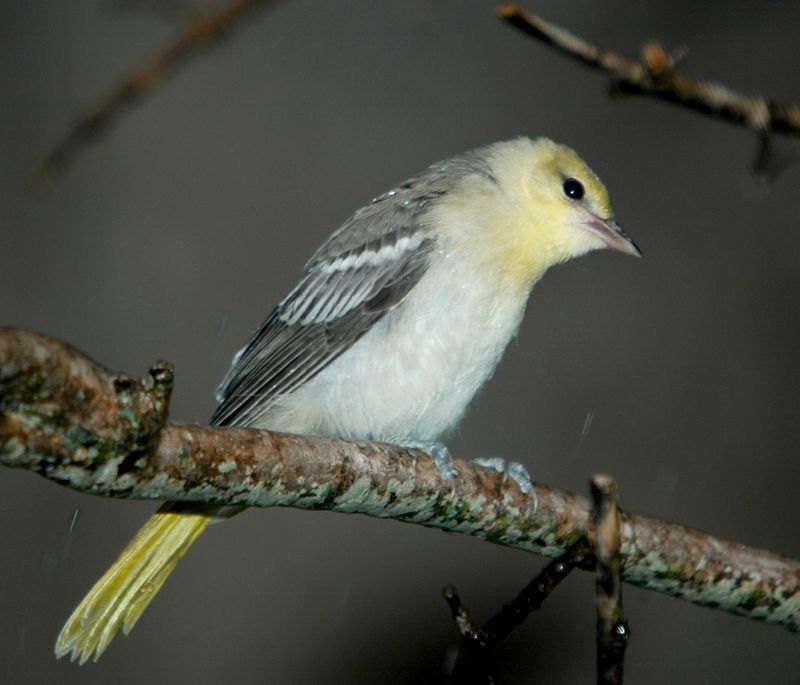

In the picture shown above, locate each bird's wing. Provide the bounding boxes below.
[210,184,444,428]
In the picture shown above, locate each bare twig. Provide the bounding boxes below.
[497,4,800,172]
[442,586,494,685]
[592,475,629,685]
[30,0,269,186]
[1,328,799,633]
[442,540,587,681]
[443,585,483,644]
[444,539,589,649]
[482,540,589,646]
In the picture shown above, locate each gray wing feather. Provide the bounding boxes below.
[210,181,441,428]
[211,148,498,428]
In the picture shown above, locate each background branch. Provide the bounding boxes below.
[443,540,589,683]
[1,328,798,635]
[497,4,800,174]
[29,0,269,186]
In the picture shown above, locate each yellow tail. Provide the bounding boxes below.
[55,503,214,664]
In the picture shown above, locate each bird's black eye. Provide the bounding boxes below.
[562,178,585,200]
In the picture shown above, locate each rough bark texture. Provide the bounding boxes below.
[1,329,798,633]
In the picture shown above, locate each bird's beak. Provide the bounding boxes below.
[583,212,642,258]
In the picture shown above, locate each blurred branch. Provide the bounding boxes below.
[497,4,800,175]
[102,0,199,21]
[592,475,629,685]
[30,0,268,186]
[1,329,799,634]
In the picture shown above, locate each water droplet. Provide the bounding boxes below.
[614,623,629,640]
[581,412,594,437]
[68,509,80,534]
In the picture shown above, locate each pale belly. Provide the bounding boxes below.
[253,260,531,443]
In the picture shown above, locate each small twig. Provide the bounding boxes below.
[497,4,800,172]
[443,585,485,645]
[1,328,799,633]
[443,543,586,684]
[592,476,629,685]
[442,586,494,685]
[443,540,588,649]
[30,0,269,186]
[483,540,590,646]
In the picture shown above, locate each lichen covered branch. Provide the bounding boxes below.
[1,329,798,633]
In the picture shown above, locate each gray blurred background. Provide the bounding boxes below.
[2,2,799,683]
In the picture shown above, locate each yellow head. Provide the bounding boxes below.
[433,137,639,292]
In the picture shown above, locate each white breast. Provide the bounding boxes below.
[254,251,532,443]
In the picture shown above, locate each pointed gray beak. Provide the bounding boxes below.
[583,213,642,258]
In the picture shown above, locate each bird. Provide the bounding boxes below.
[55,136,640,663]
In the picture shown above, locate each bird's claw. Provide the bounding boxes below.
[507,461,534,494]
[472,457,534,494]
[403,440,456,492]
[472,456,506,473]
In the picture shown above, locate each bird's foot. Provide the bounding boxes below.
[402,440,456,487]
[472,457,534,495]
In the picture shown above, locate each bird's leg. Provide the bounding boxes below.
[472,457,534,495]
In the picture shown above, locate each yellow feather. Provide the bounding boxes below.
[55,506,212,664]
[430,137,616,296]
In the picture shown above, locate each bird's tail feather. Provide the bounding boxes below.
[55,503,214,664]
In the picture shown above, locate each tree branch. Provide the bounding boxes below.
[443,540,589,683]
[1,329,798,633]
[592,475,629,685]
[497,4,800,174]
[29,0,269,186]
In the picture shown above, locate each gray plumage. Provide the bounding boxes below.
[210,147,497,428]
